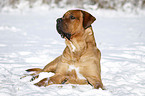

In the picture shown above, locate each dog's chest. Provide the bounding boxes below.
[68,65,86,80]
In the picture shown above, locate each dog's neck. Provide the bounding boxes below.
[65,32,86,52]
[63,27,97,61]
[85,27,96,47]
[65,27,96,53]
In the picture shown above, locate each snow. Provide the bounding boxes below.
[0,7,145,96]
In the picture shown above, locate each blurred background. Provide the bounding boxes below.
[0,0,145,12]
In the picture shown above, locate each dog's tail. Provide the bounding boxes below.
[26,68,42,72]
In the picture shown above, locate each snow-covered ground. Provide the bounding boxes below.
[0,8,145,96]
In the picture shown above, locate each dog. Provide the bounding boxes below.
[22,9,104,90]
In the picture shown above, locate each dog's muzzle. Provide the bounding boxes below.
[56,18,71,40]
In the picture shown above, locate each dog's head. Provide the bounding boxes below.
[56,10,96,40]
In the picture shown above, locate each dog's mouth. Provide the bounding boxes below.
[56,18,71,40]
[56,24,71,40]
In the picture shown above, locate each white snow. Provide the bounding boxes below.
[0,7,145,96]
[0,26,21,32]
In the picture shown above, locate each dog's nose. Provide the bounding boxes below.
[56,18,62,23]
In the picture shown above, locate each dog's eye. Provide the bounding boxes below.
[70,15,75,19]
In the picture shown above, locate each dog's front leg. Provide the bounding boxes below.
[81,63,105,90]
[86,76,104,90]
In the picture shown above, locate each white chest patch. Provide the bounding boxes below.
[68,65,86,80]
[70,42,76,52]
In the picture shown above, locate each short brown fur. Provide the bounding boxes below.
[22,10,104,90]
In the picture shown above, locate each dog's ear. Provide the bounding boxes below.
[81,10,96,29]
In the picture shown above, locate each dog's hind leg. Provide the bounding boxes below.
[41,56,61,73]
[20,68,42,80]
[34,62,69,87]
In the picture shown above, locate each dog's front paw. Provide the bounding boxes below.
[94,82,105,90]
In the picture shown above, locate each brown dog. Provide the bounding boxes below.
[22,10,104,89]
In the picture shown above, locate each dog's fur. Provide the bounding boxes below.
[23,10,104,89]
